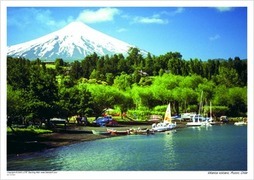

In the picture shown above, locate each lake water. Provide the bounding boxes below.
[7,124,247,171]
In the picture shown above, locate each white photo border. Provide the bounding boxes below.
[1,1,253,180]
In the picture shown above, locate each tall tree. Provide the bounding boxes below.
[126,47,144,70]
[7,85,26,124]
[144,52,154,75]
[26,67,58,120]
[213,66,239,87]
[69,61,83,80]
[7,57,31,90]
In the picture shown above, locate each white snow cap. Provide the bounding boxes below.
[8,21,147,61]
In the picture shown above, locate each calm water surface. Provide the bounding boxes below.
[7,124,247,171]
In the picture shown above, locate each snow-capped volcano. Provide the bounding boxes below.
[7,21,145,61]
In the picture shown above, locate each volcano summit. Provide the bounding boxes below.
[7,22,144,61]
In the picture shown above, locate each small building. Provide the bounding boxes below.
[138,70,148,76]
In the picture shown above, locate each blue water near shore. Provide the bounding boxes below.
[7,124,247,171]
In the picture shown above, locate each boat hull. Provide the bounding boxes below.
[107,129,129,135]
[234,122,247,126]
[92,130,111,135]
[186,122,202,126]
[152,123,176,132]
[210,121,222,125]
[186,121,212,126]
[129,129,155,135]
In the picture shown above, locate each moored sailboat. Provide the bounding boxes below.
[186,91,203,126]
[152,103,176,132]
[208,101,221,125]
[202,101,212,126]
[186,115,203,126]
[186,91,211,126]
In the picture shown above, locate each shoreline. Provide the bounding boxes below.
[7,124,156,156]
[6,121,210,156]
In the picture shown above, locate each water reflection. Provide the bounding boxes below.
[162,131,178,169]
[7,125,247,171]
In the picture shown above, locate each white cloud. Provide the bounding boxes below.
[214,7,234,12]
[8,8,71,30]
[132,8,183,25]
[160,7,184,16]
[76,8,120,23]
[209,34,220,41]
[133,14,168,24]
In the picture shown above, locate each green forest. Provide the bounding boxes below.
[7,48,247,125]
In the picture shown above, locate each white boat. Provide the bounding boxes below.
[180,112,196,121]
[152,103,176,132]
[203,102,212,126]
[202,120,212,126]
[208,102,221,125]
[186,115,203,126]
[234,121,247,126]
[186,91,206,126]
[186,121,203,126]
[187,115,211,126]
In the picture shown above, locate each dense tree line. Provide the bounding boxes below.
[7,48,247,125]
[67,49,247,87]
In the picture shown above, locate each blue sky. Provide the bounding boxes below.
[7,7,247,60]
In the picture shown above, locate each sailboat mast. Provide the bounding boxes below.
[198,91,203,123]
[210,101,211,117]
[209,101,213,121]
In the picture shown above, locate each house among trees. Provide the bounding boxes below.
[138,70,148,76]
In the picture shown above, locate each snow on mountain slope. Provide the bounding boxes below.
[7,21,146,61]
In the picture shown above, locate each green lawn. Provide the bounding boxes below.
[7,126,53,134]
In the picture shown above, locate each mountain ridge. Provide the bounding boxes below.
[7,21,147,61]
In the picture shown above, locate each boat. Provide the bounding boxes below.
[180,112,196,121]
[152,103,176,132]
[186,91,211,126]
[186,118,203,126]
[107,129,129,135]
[208,102,221,125]
[202,120,212,126]
[208,101,214,123]
[186,115,211,126]
[186,121,202,126]
[92,130,111,135]
[234,121,247,126]
[129,128,154,135]
[202,102,212,126]
[187,91,203,126]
